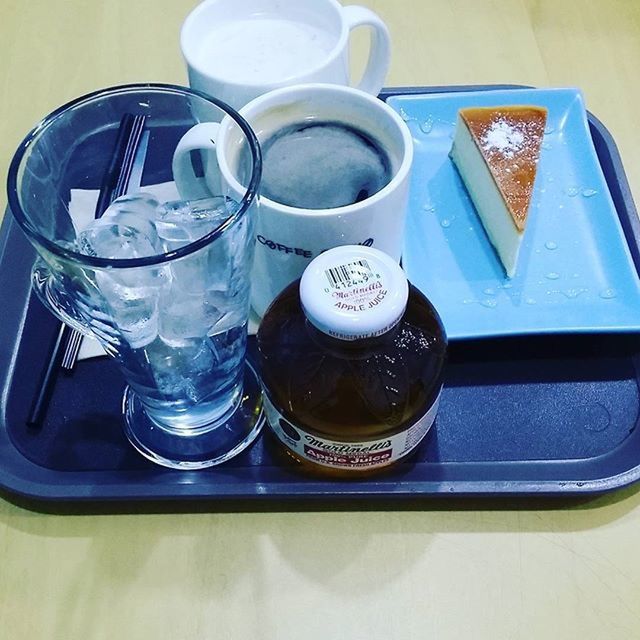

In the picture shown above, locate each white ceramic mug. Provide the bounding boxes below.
[180,0,391,110]
[173,84,413,318]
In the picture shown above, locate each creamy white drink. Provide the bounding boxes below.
[195,17,337,84]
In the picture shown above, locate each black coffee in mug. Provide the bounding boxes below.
[257,122,392,209]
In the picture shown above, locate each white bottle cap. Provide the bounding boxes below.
[299,245,409,341]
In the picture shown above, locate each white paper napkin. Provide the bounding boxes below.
[68,182,260,361]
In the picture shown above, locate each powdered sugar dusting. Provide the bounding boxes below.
[482,120,525,158]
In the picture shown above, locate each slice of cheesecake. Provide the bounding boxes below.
[450,105,547,277]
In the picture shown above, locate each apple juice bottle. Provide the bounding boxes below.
[257,245,447,477]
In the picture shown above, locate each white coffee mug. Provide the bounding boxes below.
[172,84,413,319]
[180,0,391,110]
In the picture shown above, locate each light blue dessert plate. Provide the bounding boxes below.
[387,88,640,340]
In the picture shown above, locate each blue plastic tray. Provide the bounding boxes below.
[2,84,640,506]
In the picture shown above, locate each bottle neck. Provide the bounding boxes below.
[305,317,401,357]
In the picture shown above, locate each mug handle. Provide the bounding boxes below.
[342,5,391,96]
[172,122,220,200]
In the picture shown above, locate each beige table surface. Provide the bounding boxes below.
[2,1,640,638]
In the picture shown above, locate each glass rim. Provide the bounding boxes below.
[6,82,262,269]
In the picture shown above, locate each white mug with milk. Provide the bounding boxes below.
[172,84,413,318]
[180,0,391,109]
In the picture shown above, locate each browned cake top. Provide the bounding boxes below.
[460,106,547,232]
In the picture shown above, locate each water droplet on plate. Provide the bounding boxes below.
[545,241,558,250]
[483,288,496,296]
[525,298,536,305]
[600,288,617,299]
[546,272,560,280]
[562,288,587,299]
[440,219,451,228]
[399,107,413,122]
[422,203,435,213]
[480,298,498,309]
[419,117,434,134]
[502,282,513,290]
[544,125,555,135]
[566,187,579,197]
[582,188,597,198]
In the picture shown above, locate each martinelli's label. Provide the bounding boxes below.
[263,391,441,471]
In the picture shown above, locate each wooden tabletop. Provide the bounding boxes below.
[2,1,640,638]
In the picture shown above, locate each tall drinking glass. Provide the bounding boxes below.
[7,84,264,469]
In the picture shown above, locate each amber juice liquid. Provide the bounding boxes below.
[257,282,447,477]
